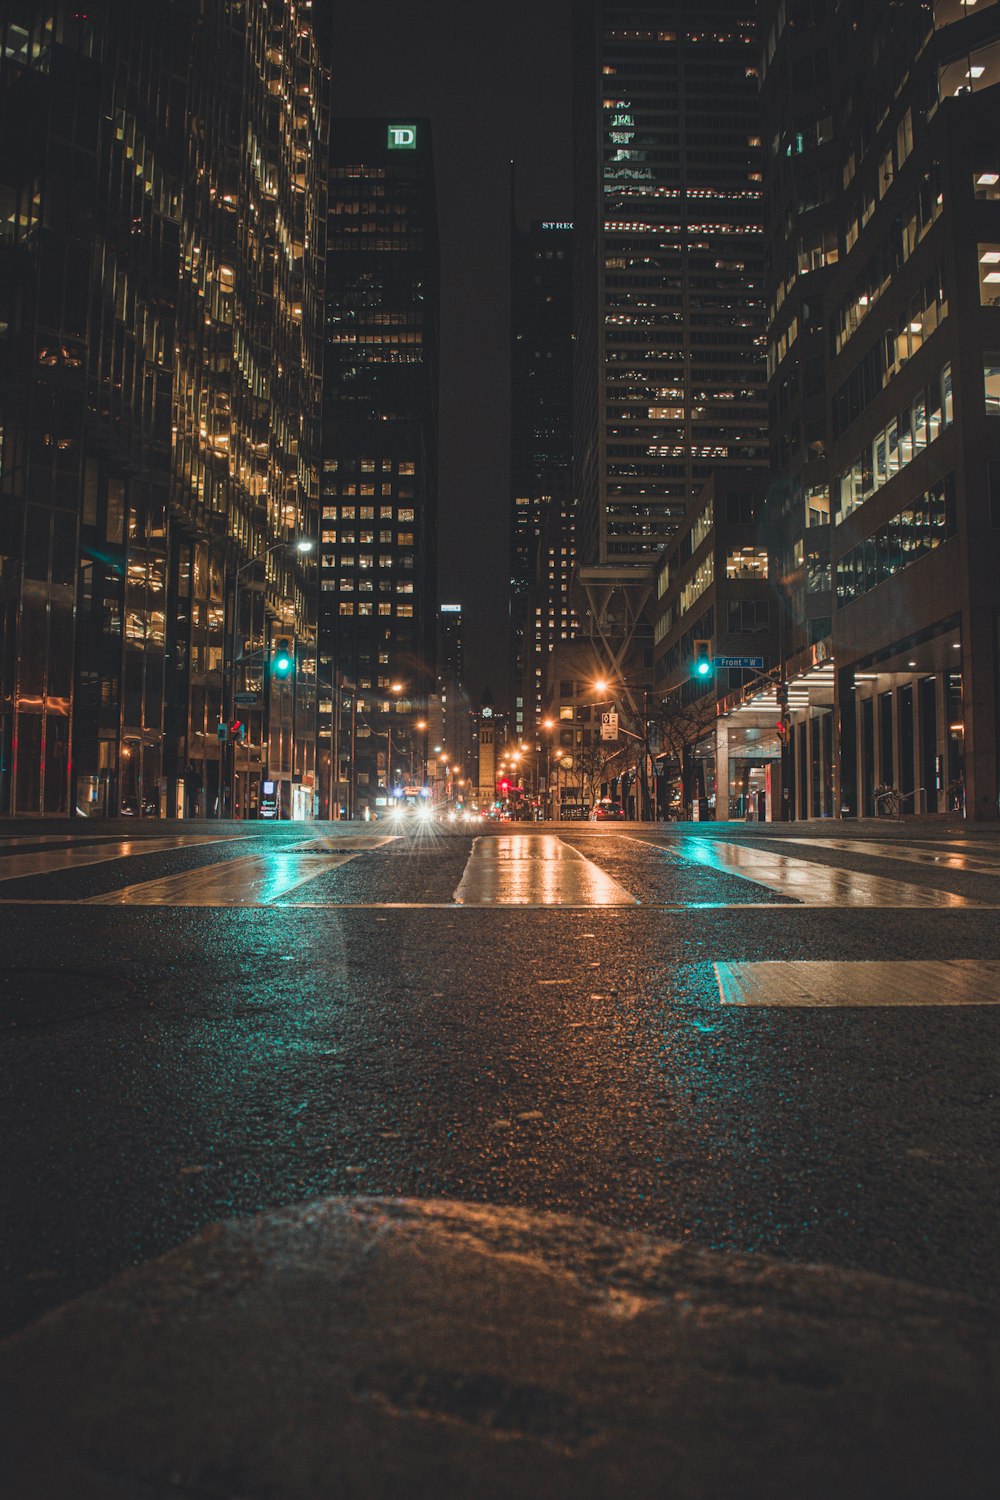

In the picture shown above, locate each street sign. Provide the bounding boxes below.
[234,691,260,706]
[714,656,764,670]
[600,710,619,741]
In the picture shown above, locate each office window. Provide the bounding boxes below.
[979,245,1000,305]
[984,354,1000,414]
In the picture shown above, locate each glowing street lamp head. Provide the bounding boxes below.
[295,538,315,554]
[390,682,403,694]
[594,678,609,694]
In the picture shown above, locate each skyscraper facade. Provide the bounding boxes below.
[571,0,768,570]
[320,118,439,818]
[510,217,575,739]
[761,0,1000,821]
[0,0,330,818]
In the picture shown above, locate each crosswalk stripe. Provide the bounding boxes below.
[783,838,1000,877]
[87,850,363,906]
[454,834,637,906]
[0,833,251,884]
[715,959,1000,1006]
[671,838,983,907]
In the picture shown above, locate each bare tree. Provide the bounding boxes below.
[648,688,718,816]
[574,738,626,807]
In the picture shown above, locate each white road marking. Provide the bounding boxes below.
[783,838,1000,877]
[715,959,1000,1007]
[87,850,364,906]
[0,834,251,884]
[453,835,638,906]
[673,839,983,907]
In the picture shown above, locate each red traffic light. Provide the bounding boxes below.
[229,719,246,742]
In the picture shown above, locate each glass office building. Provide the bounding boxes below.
[0,0,330,817]
[320,118,439,819]
[572,0,768,568]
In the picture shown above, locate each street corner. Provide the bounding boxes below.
[1,1196,997,1500]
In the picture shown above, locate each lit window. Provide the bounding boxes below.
[980,245,1000,305]
[985,354,1000,414]
[339,602,354,616]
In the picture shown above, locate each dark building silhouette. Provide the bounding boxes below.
[320,117,439,818]
[510,217,575,739]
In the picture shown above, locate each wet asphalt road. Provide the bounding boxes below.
[1,819,998,1337]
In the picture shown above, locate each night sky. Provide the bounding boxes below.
[330,1,573,707]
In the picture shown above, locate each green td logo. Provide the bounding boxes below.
[387,125,417,150]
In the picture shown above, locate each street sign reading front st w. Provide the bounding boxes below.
[714,656,764,670]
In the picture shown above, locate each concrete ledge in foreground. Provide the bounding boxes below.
[0,1197,997,1499]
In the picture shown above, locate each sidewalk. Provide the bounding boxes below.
[2,1197,996,1499]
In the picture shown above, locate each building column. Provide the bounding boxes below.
[964,607,999,822]
[715,720,730,820]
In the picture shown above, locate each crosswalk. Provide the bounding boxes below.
[0,828,996,912]
[2,829,999,1011]
[715,959,1000,1006]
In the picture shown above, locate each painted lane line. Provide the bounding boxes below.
[87,850,365,906]
[0,833,254,885]
[673,839,983,908]
[715,959,1000,1007]
[453,835,638,906]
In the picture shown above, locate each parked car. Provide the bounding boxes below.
[589,799,626,821]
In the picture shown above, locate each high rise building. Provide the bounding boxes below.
[436,601,471,775]
[760,0,1000,822]
[0,0,331,818]
[525,474,579,732]
[171,0,330,822]
[571,0,768,571]
[319,118,439,818]
[510,217,575,738]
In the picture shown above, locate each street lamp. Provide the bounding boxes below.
[318,669,357,821]
[541,717,556,819]
[386,682,403,800]
[586,675,658,821]
[227,535,315,819]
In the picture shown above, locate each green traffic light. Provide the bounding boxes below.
[696,659,712,677]
[273,640,293,678]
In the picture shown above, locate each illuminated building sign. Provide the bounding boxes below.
[541,221,573,230]
[440,603,462,613]
[388,125,417,149]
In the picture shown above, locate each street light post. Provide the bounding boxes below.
[589,677,656,821]
[227,536,314,819]
[385,682,403,807]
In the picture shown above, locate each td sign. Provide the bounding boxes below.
[387,125,417,150]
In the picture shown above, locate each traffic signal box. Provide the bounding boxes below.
[692,639,714,679]
[776,681,790,741]
[272,639,293,679]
